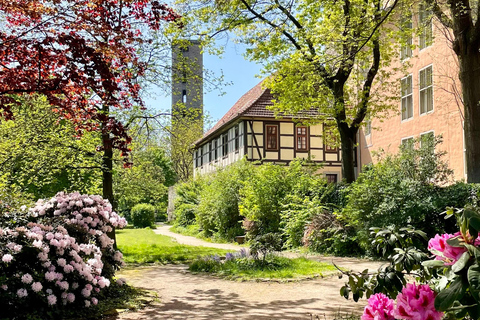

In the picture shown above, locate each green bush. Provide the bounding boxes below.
[341,135,461,252]
[173,178,204,226]
[131,203,156,228]
[196,160,253,239]
[240,160,318,239]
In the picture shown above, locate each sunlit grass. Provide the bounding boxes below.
[117,228,231,264]
[189,254,338,281]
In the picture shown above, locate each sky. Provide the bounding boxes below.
[143,42,264,127]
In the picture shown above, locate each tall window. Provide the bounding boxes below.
[401,137,414,149]
[295,126,308,151]
[400,14,413,60]
[401,75,413,120]
[235,125,239,151]
[419,65,433,114]
[365,120,372,136]
[420,131,435,154]
[266,125,278,150]
[419,4,433,50]
[210,140,216,161]
[324,126,338,152]
[222,133,228,156]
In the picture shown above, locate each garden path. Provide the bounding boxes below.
[111,225,384,320]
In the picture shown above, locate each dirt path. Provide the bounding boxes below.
[112,226,384,320]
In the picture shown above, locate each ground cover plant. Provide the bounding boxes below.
[189,249,337,281]
[116,228,231,264]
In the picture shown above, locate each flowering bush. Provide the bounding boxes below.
[342,205,480,320]
[0,192,127,318]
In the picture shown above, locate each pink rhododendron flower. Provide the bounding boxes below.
[428,233,467,265]
[91,297,98,305]
[362,293,395,320]
[394,283,443,320]
[67,293,75,303]
[85,300,91,307]
[2,254,13,263]
[17,288,28,298]
[21,273,33,284]
[47,294,57,305]
[31,282,42,292]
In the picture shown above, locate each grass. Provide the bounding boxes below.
[116,227,231,264]
[189,254,338,281]
[170,224,239,244]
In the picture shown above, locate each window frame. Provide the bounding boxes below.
[234,125,239,152]
[401,136,414,150]
[325,174,338,184]
[222,133,228,157]
[295,126,309,151]
[265,124,279,151]
[324,125,338,153]
[401,74,414,121]
[364,120,372,136]
[400,13,413,60]
[418,4,433,50]
[419,65,433,115]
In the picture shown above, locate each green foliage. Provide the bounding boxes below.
[173,177,205,226]
[250,233,283,262]
[240,160,318,239]
[341,135,459,251]
[114,147,175,220]
[0,95,102,200]
[189,253,337,281]
[196,160,254,240]
[116,228,230,264]
[130,203,156,228]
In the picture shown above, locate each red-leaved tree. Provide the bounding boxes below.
[0,0,180,217]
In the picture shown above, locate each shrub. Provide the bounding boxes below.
[250,233,283,263]
[0,192,127,319]
[130,203,156,228]
[240,160,318,239]
[173,178,204,227]
[341,135,458,252]
[196,160,253,239]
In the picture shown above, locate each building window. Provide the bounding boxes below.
[400,14,413,60]
[420,131,435,154]
[401,137,414,149]
[182,90,187,103]
[419,4,433,50]
[365,120,372,136]
[419,65,433,114]
[222,133,228,156]
[324,126,338,152]
[326,174,338,183]
[235,125,239,151]
[211,140,216,160]
[295,126,308,151]
[266,125,278,150]
[401,75,413,121]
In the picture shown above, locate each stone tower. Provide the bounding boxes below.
[171,40,203,124]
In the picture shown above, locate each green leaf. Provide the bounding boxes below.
[452,251,471,273]
[435,277,467,311]
[468,264,480,302]
[422,260,446,268]
[446,236,464,248]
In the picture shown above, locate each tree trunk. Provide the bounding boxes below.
[102,106,117,248]
[459,51,480,183]
[338,123,357,183]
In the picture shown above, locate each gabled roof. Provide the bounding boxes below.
[194,79,321,146]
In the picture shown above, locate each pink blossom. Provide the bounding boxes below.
[362,293,395,320]
[31,282,42,292]
[91,297,98,305]
[394,283,443,320]
[17,288,28,298]
[32,239,43,248]
[116,278,126,286]
[13,244,22,252]
[428,233,467,265]
[64,265,74,273]
[85,300,91,307]
[45,271,56,281]
[2,254,13,263]
[67,293,75,303]
[47,294,57,305]
[21,273,33,284]
[81,288,91,297]
[1,285,7,290]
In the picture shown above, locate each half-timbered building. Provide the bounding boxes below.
[192,80,343,182]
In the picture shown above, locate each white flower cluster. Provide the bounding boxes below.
[0,192,127,310]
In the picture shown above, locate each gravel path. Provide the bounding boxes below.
[112,225,384,320]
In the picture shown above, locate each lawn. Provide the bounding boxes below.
[116,228,231,264]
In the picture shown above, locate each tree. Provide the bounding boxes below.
[421,0,480,183]
[0,1,181,214]
[0,95,102,200]
[173,0,401,182]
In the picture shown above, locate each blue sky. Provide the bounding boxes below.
[144,42,264,126]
